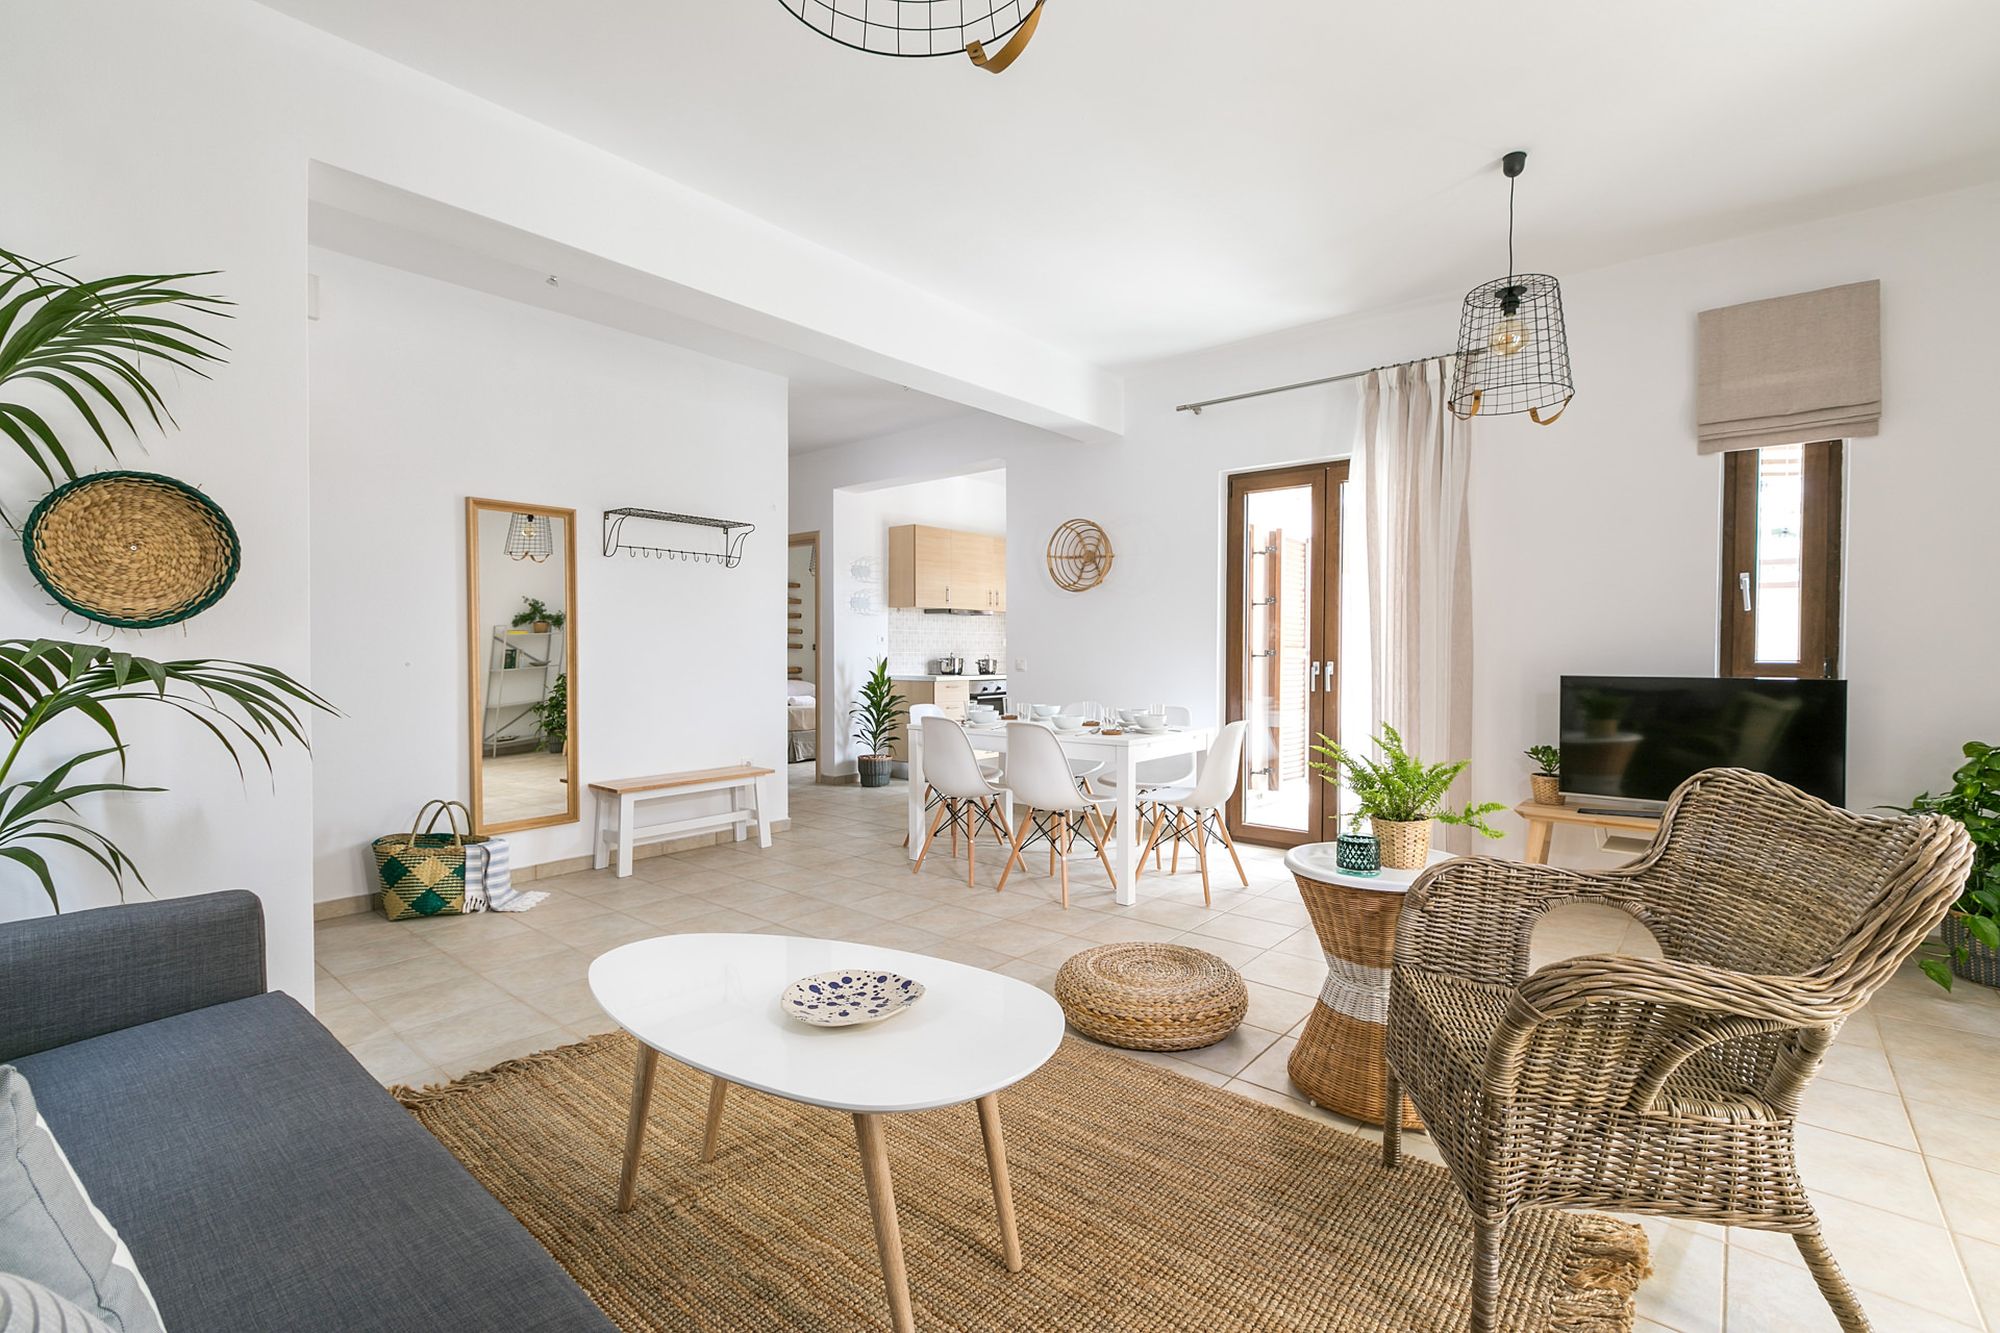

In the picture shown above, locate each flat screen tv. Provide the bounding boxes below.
[1559,676,1847,808]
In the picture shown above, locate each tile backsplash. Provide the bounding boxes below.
[887,610,1007,674]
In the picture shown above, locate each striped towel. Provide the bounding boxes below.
[464,838,547,913]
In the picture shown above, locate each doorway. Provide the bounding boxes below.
[1224,461,1350,848]
[788,532,822,779]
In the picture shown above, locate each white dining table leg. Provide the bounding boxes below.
[905,729,926,861]
[1112,744,1138,905]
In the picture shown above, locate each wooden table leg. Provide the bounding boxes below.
[975,1093,1023,1273]
[852,1112,916,1333]
[701,1076,729,1164]
[1523,816,1553,865]
[617,1044,659,1211]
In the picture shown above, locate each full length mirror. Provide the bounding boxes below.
[467,498,578,833]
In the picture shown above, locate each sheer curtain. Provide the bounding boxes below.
[1352,357,1476,852]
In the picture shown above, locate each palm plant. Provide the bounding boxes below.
[0,247,230,485]
[1310,723,1505,837]
[0,639,333,910]
[852,657,905,758]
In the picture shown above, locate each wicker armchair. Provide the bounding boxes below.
[1381,767,1974,1333]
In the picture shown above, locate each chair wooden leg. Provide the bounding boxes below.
[1086,807,1119,891]
[966,801,978,887]
[616,1044,659,1212]
[1195,820,1212,907]
[951,801,959,860]
[1470,1215,1505,1333]
[996,808,1031,892]
[1057,813,1071,909]
[1795,1225,1872,1332]
[911,802,950,874]
[1382,1065,1404,1169]
[701,1076,729,1163]
[1215,812,1249,886]
[1171,811,1182,875]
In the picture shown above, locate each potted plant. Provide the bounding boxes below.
[1310,724,1505,870]
[852,658,904,789]
[512,597,565,635]
[1896,740,1999,991]
[1525,744,1563,806]
[533,673,568,755]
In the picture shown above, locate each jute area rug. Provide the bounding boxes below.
[397,1032,1648,1332]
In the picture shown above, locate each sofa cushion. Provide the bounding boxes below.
[0,1271,117,1333]
[14,994,615,1333]
[0,1070,162,1333]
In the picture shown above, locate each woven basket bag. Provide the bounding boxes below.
[373,800,485,920]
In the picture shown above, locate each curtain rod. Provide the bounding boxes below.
[1174,352,1457,415]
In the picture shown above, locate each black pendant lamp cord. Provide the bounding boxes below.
[1507,172,1517,285]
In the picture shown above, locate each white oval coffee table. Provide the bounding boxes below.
[590,933,1065,1333]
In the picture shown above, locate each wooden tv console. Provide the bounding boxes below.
[1514,799,1663,865]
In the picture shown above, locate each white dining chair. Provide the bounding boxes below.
[1137,720,1250,906]
[996,721,1118,907]
[903,704,1001,855]
[1096,706,1196,869]
[1059,700,1110,787]
[911,716,1016,888]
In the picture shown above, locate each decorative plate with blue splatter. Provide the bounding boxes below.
[782,968,925,1027]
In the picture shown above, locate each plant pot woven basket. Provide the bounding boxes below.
[21,471,239,628]
[1053,942,1247,1051]
[1944,915,2000,988]
[1530,774,1563,806]
[1371,818,1434,871]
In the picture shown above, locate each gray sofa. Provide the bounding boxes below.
[0,891,617,1332]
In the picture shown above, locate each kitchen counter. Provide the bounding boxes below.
[890,674,1006,684]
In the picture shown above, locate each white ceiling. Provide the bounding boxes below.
[265,0,2000,366]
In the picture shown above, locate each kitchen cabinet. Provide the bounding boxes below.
[887,525,1006,611]
[888,678,969,762]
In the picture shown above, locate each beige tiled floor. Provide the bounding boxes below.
[317,765,1999,1331]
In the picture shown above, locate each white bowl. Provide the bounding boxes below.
[1051,715,1083,732]
[1135,717,1169,732]
[1030,704,1059,718]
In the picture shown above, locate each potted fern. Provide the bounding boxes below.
[1896,740,1999,991]
[1525,744,1563,806]
[852,658,904,789]
[532,673,568,755]
[1311,724,1505,870]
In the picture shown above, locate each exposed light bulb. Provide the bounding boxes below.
[1488,316,1530,357]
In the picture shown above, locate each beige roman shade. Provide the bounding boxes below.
[1696,279,1880,454]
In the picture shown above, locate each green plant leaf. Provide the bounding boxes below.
[1966,914,2000,951]
[0,248,230,481]
[1919,958,1954,991]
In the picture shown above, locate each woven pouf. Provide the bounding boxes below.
[1054,942,1248,1051]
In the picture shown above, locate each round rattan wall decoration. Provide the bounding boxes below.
[1046,518,1113,592]
[21,471,240,629]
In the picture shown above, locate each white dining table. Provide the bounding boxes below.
[906,722,1215,905]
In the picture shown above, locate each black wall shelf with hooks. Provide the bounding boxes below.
[602,508,755,567]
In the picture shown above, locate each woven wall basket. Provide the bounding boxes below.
[21,471,240,629]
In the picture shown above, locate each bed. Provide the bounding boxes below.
[786,682,817,763]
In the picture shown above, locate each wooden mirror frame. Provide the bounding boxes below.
[466,497,579,834]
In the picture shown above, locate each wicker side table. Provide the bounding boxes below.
[1053,942,1247,1051]
[1282,844,1452,1129]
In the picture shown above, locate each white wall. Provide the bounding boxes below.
[793,183,2000,863]
[308,248,787,903]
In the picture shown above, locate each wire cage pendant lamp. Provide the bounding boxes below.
[1449,150,1573,424]
[779,0,1046,73]
[504,512,554,563]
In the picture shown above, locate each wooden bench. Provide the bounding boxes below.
[589,765,775,877]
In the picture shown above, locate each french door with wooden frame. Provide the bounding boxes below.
[1225,461,1348,848]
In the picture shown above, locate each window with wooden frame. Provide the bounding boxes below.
[1720,440,1843,679]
